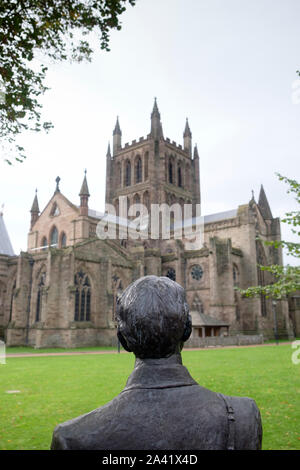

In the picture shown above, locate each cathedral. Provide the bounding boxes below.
[0,100,296,348]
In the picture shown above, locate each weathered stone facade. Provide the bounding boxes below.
[0,101,295,347]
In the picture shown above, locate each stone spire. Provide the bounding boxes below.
[193,144,199,160]
[113,116,121,136]
[183,118,192,156]
[113,116,122,155]
[150,97,163,140]
[30,189,40,230]
[79,170,90,216]
[183,118,192,137]
[258,185,273,219]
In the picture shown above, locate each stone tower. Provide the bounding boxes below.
[105,99,201,221]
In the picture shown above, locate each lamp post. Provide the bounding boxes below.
[272,299,279,345]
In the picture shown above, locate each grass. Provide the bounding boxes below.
[6,345,117,355]
[0,344,299,450]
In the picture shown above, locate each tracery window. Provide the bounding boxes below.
[144,152,149,180]
[50,227,58,247]
[168,161,173,184]
[60,232,67,248]
[178,164,183,188]
[117,162,122,187]
[166,267,176,281]
[135,156,142,184]
[125,160,131,187]
[191,264,203,281]
[74,271,91,322]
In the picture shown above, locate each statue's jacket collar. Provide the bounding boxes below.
[122,353,198,392]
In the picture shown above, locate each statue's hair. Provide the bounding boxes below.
[116,275,192,359]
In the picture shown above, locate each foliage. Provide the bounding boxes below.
[0,0,135,164]
[240,174,300,300]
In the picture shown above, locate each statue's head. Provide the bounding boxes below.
[116,275,192,359]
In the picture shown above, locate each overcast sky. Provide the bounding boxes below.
[0,0,299,265]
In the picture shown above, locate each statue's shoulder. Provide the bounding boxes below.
[50,397,118,450]
[218,393,262,450]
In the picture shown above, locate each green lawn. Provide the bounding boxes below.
[6,345,117,354]
[0,344,299,450]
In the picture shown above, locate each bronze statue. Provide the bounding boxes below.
[51,275,262,450]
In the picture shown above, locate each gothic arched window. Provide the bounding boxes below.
[143,191,150,212]
[125,160,131,187]
[50,226,58,247]
[74,271,91,322]
[60,232,67,248]
[135,156,142,184]
[168,160,173,184]
[117,162,122,187]
[233,264,239,286]
[50,202,60,217]
[166,267,176,281]
[114,198,119,217]
[144,152,149,180]
[36,273,46,322]
[185,163,190,189]
[41,237,48,251]
[178,164,183,188]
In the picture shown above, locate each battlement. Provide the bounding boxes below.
[122,136,149,150]
[165,137,186,153]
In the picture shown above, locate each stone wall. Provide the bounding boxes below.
[185,334,264,348]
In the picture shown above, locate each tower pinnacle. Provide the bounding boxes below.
[30,189,40,230]
[113,117,122,155]
[79,170,90,216]
[183,118,192,156]
[150,97,163,139]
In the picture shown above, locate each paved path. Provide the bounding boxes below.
[5,341,294,358]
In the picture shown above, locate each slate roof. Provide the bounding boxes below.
[0,212,15,256]
[204,209,237,224]
[190,310,230,327]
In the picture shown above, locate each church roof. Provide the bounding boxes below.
[258,185,273,219]
[190,310,230,327]
[0,212,15,256]
[204,209,237,224]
